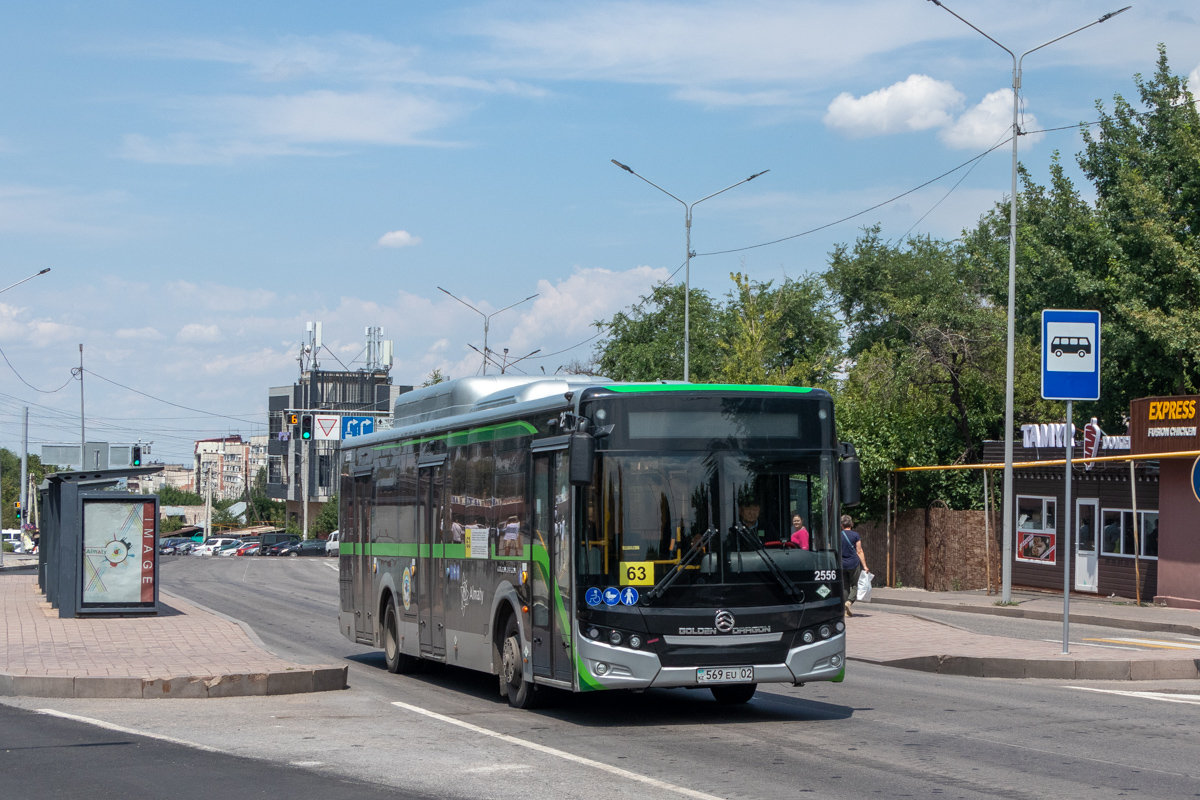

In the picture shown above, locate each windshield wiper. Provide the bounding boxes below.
[731,524,803,602]
[644,526,718,602]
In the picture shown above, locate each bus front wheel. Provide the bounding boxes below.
[711,684,757,704]
[384,604,419,674]
[500,617,541,709]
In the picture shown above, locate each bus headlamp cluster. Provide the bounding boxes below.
[587,626,644,650]
[800,622,843,646]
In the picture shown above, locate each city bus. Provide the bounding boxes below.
[338,376,860,708]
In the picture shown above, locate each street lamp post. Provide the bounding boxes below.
[438,287,538,375]
[612,161,767,382]
[0,267,50,569]
[926,1,1130,602]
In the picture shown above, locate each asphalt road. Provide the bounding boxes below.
[7,555,1200,800]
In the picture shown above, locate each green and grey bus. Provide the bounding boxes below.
[338,376,860,707]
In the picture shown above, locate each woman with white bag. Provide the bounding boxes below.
[839,515,870,617]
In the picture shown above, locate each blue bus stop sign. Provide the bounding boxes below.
[1042,309,1101,401]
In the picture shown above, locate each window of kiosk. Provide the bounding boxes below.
[1101,509,1158,559]
[1016,496,1056,564]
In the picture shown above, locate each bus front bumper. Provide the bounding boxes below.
[575,633,846,690]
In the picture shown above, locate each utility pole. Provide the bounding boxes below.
[301,437,310,540]
[78,344,85,468]
[20,406,28,549]
[204,463,213,540]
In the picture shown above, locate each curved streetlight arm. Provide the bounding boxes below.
[1019,7,1130,69]
[926,0,1013,61]
[485,293,539,324]
[0,267,51,297]
[438,286,485,319]
[611,160,687,208]
[691,170,770,212]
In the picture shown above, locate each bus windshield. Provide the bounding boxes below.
[579,451,839,607]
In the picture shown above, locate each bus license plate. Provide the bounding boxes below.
[696,667,754,684]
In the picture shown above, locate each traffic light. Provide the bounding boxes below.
[301,414,313,440]
[13,502,20,521]
[131,445,142,467]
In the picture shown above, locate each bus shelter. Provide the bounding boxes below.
[39,467,163,618]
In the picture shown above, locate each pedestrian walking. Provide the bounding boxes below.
[840,515,868,617]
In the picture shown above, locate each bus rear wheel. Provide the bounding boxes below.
[384,604,419,674]
[500,617,541,709]
[711,684,757,704]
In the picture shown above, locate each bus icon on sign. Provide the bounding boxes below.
[1050,336,1092,358]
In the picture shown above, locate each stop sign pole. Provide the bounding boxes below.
[1042,310,1101,654]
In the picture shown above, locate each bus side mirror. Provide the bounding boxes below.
[838,442,861,507]
[569,431,596,486]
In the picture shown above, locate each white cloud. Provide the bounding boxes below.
[122,90,460,164]
[177,323,221,343]
[378,230,422,248]
[0,184,133,238]
[940,89,1041,150]
[824,75,963,137]
[114,327,162,340]
[1189,65,1199,102]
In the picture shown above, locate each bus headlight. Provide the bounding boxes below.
[588,627,600,640]
[628,635,642,649]
[819,625,831,639]
[595,662,609,675]
[802,630,815,644]
[835,621,844,633]
[608,631,622,646]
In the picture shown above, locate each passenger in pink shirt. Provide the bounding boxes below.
[790,514,809,550]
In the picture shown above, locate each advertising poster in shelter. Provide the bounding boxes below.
[82,500,156,606]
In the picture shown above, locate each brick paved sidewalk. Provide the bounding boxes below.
[1,573,345,698]
[845,606,1200,680]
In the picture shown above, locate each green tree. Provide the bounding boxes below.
[966,48,1200,427]
[594,283,724,382]
[0,449,54,529]
[313,494,339,535]
[423,368,447,387]
[159,486,203,506]
[719,272,841,387]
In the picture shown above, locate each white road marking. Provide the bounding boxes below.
[324,563,338,572]
[391,701,724,800]
[36,708,226,753]
[290,761,324,767]
[463,764,533,773]
[1070,687,1200,706]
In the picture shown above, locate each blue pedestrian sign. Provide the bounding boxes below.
[1042,309,1101,401]
[342,416,375,439]
[585,587,603,607]
[620,587,639,606]
[603,587,621,606]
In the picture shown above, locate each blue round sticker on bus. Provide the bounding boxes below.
[585,587,603,607]
[603,587,621,606]
[620,587,639,606]
[1192,456,1200,505]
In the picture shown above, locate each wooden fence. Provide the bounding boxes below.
[857,506,1002,592]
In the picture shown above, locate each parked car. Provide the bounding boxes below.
[159,537,194,555]
[193,538,238,556]
[277,539,328,557]
[217,539,245,556]
[325,530,340,557]
[256,531,300,554]
[264,539,300,556]
[173,541,199,555]
[236,541,261,556]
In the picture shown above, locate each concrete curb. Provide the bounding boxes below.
[848,654,1200,681]
[0,666,348,699]
[868,596,1200,638]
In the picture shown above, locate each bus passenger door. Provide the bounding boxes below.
[418,464,446,657]
[531,451,572,682]
[353,473,373,643]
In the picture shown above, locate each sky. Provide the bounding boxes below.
[0,1,1196,465]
